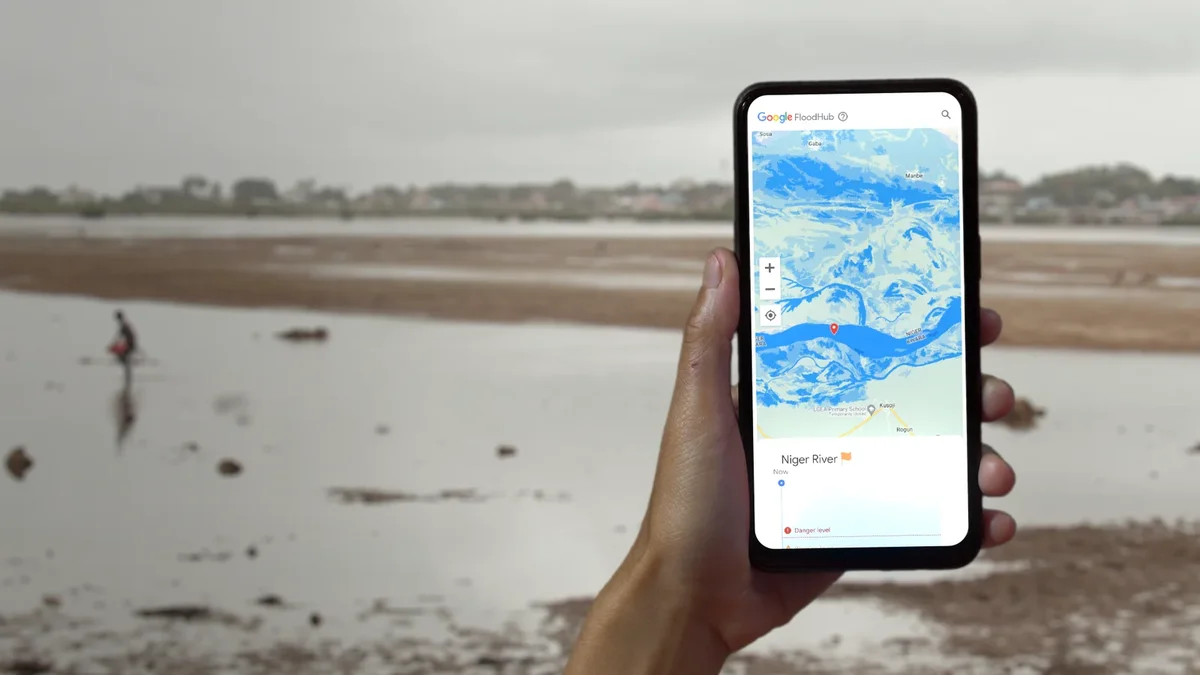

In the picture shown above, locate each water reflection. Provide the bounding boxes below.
[111,373,137,450]
[4,290,1200,668]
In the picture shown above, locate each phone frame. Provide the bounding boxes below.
[733,78,983,571]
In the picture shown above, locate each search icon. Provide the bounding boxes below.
[941,110,952,119]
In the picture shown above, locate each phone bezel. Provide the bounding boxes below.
[733,78,983,571]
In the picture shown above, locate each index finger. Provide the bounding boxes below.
[981,307,1002,347]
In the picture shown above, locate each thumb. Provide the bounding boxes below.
[668,248,740,430]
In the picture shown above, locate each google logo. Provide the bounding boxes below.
[757,112,792,123]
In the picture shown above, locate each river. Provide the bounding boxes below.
[4,213,1200,245]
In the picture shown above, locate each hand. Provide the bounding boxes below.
[566,248,1017,675]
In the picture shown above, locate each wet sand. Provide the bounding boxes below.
[3,289,1200,673]
[4,221,1200,672]
[1,232,1199,351]
[7,520,1200,675]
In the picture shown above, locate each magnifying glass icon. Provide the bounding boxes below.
[941,110,952,119]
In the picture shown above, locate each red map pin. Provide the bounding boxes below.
[830,323,839,335]
[784,527,792,534]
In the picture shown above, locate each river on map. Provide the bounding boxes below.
[761,297,961,359]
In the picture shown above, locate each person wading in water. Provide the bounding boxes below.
[109,310,140,448]
[110,310,138,382]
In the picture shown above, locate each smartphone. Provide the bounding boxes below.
[733,79,982,571]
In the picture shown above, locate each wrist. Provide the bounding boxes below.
[565,547,731,675]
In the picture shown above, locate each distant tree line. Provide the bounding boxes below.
[3,164,1200,222]
[1004,163,1200,207]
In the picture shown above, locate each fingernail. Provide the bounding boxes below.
[703,252,723,289]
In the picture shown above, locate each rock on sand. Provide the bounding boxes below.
[5,446,33,481]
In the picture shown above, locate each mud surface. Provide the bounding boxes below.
[1,233,1199,351]
[0,523,1197,673]
[3,229,1199,672]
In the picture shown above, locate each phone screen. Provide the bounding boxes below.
[745,92,968,551]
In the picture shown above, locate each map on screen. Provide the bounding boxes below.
[750,128,965,440]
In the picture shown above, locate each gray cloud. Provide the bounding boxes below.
[398,0,1200,136]
[1,0,1199,189]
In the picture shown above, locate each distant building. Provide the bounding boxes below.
[408,189,441,210]
[634,193,664,212]
[58,185,99,205]
[1163,195,1200,219]
[136,186,185,205]
[980,179,1022,223]
[1099,197,1159,225]
[283,179,318,206]
[1017,195,1069,224]
[355,186,406,212]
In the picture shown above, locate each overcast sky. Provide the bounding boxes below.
[3,0,1200,191]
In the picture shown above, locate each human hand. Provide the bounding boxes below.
[565,248,1017,675]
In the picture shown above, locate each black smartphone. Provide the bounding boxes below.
[733,79,982,571]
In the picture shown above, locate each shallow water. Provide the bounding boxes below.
[0,214,730,240]
[0,293,678,643]
[984,281,1200,306]
[283,262,702,291]
[4,214,1200,245]
[2,290,1200,663]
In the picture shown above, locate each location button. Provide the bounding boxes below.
[760,304,782,327]
[759,256,781,301]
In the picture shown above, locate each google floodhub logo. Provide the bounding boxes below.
[757,112,836,123]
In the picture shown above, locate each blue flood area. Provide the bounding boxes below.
[779,283,869,324]
[756,153,948,207]
[752,129,965,407]
[759,297,962,361]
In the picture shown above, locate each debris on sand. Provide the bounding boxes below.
[276,327,329,343]
[531,489,571,503]
[135,604,246,627]
[136,606,212,620]
[217,459,243,477]
[823,521,1200,669]
[246,545,258,559]
[183,441,200,453]
[5,447,33,481]
[327,487,485,505]
[355,598,436,623]
[998,397,1046,431]
[309,612,322,627]
[178,549,233,563]
[212,393,249,417]
[41,595,61,609]
[1,659,52,675]
[375,424,390,435]
[255,594,286,609]
[496,444,517,458]
[327,488,420,504]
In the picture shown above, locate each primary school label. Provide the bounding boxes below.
[751,127,966,439]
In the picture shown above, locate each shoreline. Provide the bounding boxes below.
[5,210,1200,228]
[1,232,1198,353]
[3,278,1200,673]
